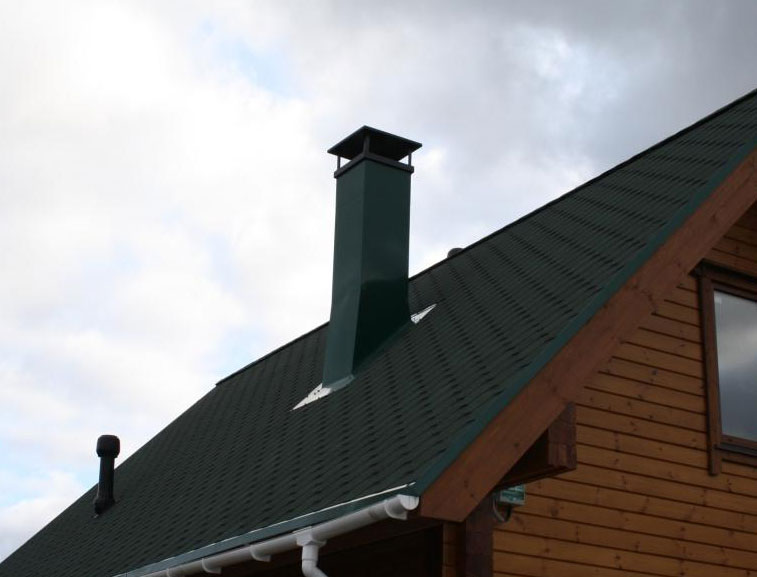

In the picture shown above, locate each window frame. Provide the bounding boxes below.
[699,263,757,474]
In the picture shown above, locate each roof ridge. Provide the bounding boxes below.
[414,85,757,276]
[215,321,327,387]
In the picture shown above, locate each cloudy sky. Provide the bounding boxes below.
[2,0,757,561]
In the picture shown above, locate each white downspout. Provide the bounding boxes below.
[296,532,327,577]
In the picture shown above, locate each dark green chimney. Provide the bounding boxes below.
[323,126,422,389]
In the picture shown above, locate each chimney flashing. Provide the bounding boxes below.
[296,303,435,410]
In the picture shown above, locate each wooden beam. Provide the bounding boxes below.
[497,403,576,488]
[456,497,493,577]
[419,149,757,521]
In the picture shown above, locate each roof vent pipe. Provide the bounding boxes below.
[94,434,120,515]
[323,126,422,389]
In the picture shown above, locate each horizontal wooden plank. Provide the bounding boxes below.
[521,493,757,552]
[576,425,707,468]
[663,286,699,309]
[625,328,702,361]
[598,357,703,395]
[587,372,705,413]
[723,460,757,480]
[529,477,757,533]
[559,463,757,516]
[677,275,698,291]
[577,389,705,431]
[705,247,757,277]
[496,529,757,577]
[495,531,757,577]
[654,300,700,326]
[713,235,757,262]
[577,404,757,482]
[613,343,703,378]
[579,445,757,498]
[494,551,652,577]
[638,313,701,343]
[576,406,706,449]
[720,459,757,482]
[725,224,757,247]
[501,511,757,570]
[496,532,681,576]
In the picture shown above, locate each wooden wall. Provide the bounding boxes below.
[491,205,757,577]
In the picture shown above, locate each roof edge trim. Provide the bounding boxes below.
[215,321,327,387]
[412,86,757,277]
[116,483,414,577]
[409,134,757,499]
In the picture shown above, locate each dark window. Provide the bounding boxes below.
[700,265,757,474]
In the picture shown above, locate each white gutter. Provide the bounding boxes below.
[144,494,419,577]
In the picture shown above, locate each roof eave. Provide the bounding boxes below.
[115,483,414,577]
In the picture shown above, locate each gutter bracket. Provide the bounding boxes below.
[200,558,221,574]
[249,548,272,562]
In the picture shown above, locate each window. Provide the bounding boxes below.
[700,264,757,474]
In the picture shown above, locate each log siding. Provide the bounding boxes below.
[492,204,757,576]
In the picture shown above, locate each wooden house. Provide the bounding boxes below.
[1,88,756,577]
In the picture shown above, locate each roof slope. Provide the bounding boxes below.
[3,89,757,577]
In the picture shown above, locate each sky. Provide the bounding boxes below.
[2,0,757,562]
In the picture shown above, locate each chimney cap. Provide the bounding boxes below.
[96,434,120,458]
[328,126,421,162]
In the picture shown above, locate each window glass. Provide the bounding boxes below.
[714,290,757,441]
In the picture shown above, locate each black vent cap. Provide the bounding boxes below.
[328,126,422,162]
[96,435,120,458]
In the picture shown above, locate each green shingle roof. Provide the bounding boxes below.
[3,88,757,577]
